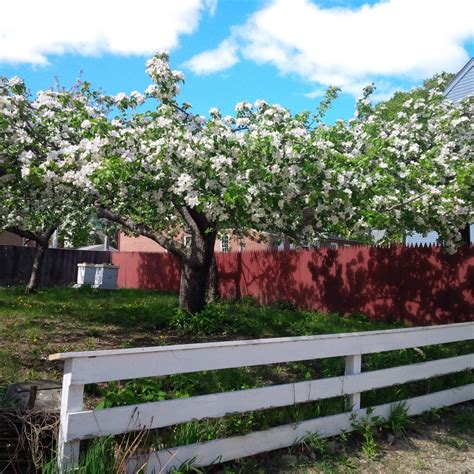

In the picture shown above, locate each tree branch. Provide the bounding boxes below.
[383,190,430,212]
[41,226,56,242]
[6,225,56,245]
[232,126,248,133]
[184,206,214,235]
[6,226,40,243]
[96,205,188,259]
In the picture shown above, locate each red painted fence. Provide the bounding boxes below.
[111,246,474,325]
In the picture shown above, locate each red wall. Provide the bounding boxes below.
[111,246,474,325]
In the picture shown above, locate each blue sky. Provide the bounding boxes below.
[1,0,473,122]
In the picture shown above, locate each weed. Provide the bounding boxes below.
[42,429,152,473]
[415,457,427,470]
[170,457,206,473]
[420,407,442,424]
[308,458,336,473]
[380,402,413,438]
[440,437,469,450]
[27,327,40,344]
[42,437,116,473]
[96,379,167,409]
[337,455,357,470]
[449,405,474,435]
[302,432,330,457]
[351,408,381,460]
[167,420,222,447]
[338,430,349,443]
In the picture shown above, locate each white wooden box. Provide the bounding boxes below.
[76,263,97,287]
[93,264,119,290]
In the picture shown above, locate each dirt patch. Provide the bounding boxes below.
[293,404,474,474]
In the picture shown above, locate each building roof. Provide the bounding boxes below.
[76,244,117,252]
[443,57,474,102]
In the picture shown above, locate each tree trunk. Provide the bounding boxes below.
[95,203,219,313]
[178,226,217,314]
[460,224,471,245]
[206,255,220,304]
[179,260,212,314]
[26,239,48,293]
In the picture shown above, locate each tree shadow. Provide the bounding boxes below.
[217,250,301,305]
[112,251,180,292]
[111,245,473,325]
[217,245,473,325]
[303,245,472,325]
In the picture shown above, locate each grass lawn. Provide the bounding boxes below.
[0,286,406,390]
[0,286,472,472]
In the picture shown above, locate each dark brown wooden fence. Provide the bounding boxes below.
[0,246,111,287]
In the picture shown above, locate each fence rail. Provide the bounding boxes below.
[50,322,474,473]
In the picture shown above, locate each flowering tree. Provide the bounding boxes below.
[368,72,472,244]
[54,53,473,313]
[374,72,455,122]
[4,54,471,310]
[0,77,99,291]
[345,80,473,250]
[53,54,374,312]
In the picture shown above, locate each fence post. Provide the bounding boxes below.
[58,359,84,472]
[345,354,361,410]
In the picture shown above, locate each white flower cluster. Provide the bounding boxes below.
[144,52,183,103]
[1,54,472,254]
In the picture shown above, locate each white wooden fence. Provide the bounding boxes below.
[50,322,474,473]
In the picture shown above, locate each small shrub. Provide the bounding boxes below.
[420,407,442,424]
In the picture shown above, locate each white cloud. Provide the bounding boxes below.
[304,88,326,99]
[204,0,218,17]
[0,0,215,64]
[186,0,474,96]
[185,39,238,74]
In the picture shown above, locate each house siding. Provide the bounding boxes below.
[0,231,26,246]
[445,60,474,102]
[117,232,277,253]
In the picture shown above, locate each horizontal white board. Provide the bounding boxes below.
[66,354,473,441]
[49,322,473,384]
[127,384,474,473]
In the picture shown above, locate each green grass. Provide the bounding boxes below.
[0,286,403,390]
[0,287,178,390]
[0,286,472,472]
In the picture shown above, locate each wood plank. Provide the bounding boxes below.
[62,323,473,384]
[126,384,474,473]
[345,354,361,410]
[49,322,473,360]
[66,354,473,441]
[345,354,473,393]
[57,360,84,471]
